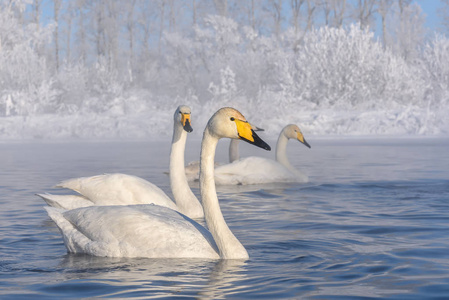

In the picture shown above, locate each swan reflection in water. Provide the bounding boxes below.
[58,255,248,299]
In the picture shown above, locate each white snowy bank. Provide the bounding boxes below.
[1,100,447,140]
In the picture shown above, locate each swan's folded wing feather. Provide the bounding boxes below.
[55,174,177,209]
[37,193,93,210]
[46,205,218,258]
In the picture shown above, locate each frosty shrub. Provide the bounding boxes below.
[208,66,237,102]
[420,34,449,104]
[163,15,242,103]
[201,15,241,64]
[142,18,445,135]
[0,6,447,137]
[294,24,425,109]
[162,31,202,99]
[90,56,124,97]
[0,1,53,116]
[55,62,88,114]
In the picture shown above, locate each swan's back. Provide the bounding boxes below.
[214,156,305,185]
[57,174,176,209]
[46,205,219,258]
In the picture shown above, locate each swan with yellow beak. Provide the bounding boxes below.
[38,105,204,219]
[45,107,271,259]
[213,124,310,185]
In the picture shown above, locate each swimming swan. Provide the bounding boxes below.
[44,107,271,259]
[213,124,311,185]
[38,105,204,219]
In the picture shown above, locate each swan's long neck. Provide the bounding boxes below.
[200,129,248,259]
[169,124,203,218]
[275,132,294,171]
[229,139,240,163]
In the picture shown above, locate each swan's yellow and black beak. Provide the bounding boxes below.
[234,119,271,151]
[297,131,311,148]
[181,113,193,132]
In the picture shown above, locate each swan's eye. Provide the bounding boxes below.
[230,117,235,121]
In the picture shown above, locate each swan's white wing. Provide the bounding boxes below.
[45,205,219,259]
[56,174,177,210]
[37,193,93,210]
[214,156,302,185]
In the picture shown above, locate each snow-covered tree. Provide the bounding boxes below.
[0,0,54,116]
[0,1,448,137]
[387,1,426,61]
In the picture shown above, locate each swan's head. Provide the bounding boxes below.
[283,124,311,148]
[208,107,271,151]
[175,105,193,132]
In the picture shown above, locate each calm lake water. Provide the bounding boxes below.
[1,137,449,299]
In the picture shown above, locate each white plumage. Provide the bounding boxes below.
[45,205,218,258]
[213,124,311,185]
[38,105,203,219]
[45,107,271,259]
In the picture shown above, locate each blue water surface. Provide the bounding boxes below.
[1,137,448,299]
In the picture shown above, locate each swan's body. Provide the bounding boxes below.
[45,205,219,258]
[39,105,203,219]
[45,107,271,259]
[213,124,311,185]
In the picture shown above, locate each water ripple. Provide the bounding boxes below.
[1,140,449,299]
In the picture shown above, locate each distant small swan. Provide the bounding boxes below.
[44,107,271,259]
[38,105,204,219]
[213,124,311,185]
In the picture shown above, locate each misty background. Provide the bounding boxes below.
[1,0,448,139]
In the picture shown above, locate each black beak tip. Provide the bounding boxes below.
[303,139,311,148]
[184,120,193,133]
[250,129,271,151]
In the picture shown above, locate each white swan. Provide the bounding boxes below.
[213,124,311,185]
[38,105,204,219]
[44,107,271,259]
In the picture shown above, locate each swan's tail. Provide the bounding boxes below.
[37,193,93,210]
[44,206,66,221]
[55,176,89,191]
[44,206,91,254]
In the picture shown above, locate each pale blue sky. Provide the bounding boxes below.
[416,0,443,32]
[38,0,445,35]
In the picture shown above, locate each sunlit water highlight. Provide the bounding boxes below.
[1,138,448,299]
